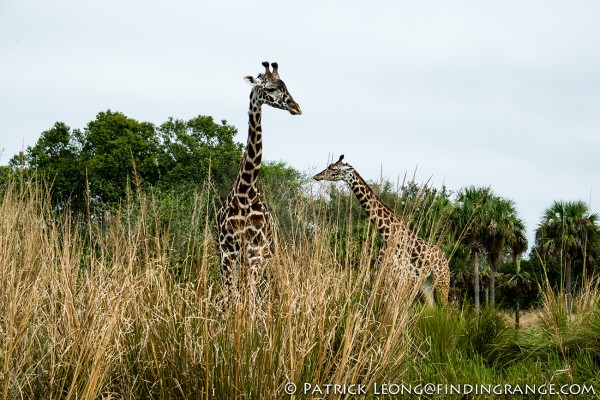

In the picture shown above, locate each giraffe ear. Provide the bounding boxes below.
[244,76,258,86]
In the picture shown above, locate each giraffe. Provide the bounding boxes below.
[313,155,450,305]
[216,61,301,296]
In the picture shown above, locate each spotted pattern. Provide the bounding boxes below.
[216,62,301,298]
[313,156,450,305]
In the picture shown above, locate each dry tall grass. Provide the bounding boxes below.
[0,180,420,399]
[4,179,600,399]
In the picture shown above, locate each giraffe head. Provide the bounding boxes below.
[244,61,302,115]
[313,155,354,182]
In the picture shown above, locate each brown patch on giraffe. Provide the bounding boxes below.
[241,171,252,183]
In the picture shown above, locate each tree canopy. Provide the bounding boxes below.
[6,110,242,211]
[535,200,600,313]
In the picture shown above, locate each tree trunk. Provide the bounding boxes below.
[474,251,480,317]
[490,261,496,307]
[515,299,520,330]
[565,257,572,316]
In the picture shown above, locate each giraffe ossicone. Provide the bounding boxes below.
[313,155,450,305]
[216,61,301,298]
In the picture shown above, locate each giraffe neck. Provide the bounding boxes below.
[232,91,263,206]
[346,170,407,238]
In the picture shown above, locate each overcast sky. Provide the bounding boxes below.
[2,1,599,249]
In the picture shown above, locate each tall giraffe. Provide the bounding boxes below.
[313,155,450,305]
[216,61,301,295]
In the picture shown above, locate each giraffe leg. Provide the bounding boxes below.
[219,251,239,305]
[246,244,269,296]
[243,221,272,293]
[435,271,450,306]
[218,228,242,296]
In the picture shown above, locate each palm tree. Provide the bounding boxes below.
[451,186,490,316]
[481,195,525,306]
[535,200,599,314]
[503,226,529,328]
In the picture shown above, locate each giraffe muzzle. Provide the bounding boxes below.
[288,101,302,115]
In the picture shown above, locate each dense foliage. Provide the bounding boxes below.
[2,110,599,313]
[5,111,242,211]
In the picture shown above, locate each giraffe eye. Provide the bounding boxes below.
[264,87,277,93]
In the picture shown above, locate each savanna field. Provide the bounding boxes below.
[4,1,600,397]
[1,174,600,399]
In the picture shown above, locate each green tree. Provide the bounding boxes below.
[0,165,12,194]
[502,224,530,328]
[157,115,242,199]
[78,110,163,206]
[18,122,85,210]
[451,186,490,315]
[481,195,526,306]
[3,111,244,220]
[258,160,308,236]
[394,181,453,247]
[535,200,599,314]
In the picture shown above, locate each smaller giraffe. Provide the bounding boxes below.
[313,155,450,305]
[216,61,301,297]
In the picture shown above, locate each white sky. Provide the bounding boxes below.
[1,1,599,249]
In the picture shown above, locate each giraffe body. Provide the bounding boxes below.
[216,62,301,294]
[313,155,450,304]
